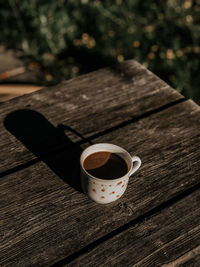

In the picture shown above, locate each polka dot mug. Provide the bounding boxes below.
[80,143,141,204]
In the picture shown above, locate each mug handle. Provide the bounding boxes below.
[130,156,141,176]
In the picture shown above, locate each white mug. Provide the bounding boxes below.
[80,143,141,204]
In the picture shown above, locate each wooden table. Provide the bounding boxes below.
[0,60,200,266]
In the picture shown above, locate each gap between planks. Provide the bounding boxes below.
[0,97,185,180]
[0,59,183,173]
[1,98,200,266]
[51,182,200,266]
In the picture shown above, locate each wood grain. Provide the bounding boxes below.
[0,60,183,173]
[67,189,200,267]
[0,100,200,266]
[163,245,200,267]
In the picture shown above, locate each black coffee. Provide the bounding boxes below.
[83,151,128,179]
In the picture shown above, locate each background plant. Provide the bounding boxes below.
[1,0,200,103]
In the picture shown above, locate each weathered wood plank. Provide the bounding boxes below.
[67,190,200,267]
[0,100,199,266]
[0,60,183,173]
[163,245,200,267]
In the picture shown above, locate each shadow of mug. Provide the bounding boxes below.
[4,109,84,192]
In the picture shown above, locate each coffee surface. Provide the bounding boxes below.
[83,151,128,179]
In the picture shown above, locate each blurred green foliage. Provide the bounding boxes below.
[1,0,200,103]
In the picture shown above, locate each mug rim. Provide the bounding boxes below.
[80,143,133,182]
